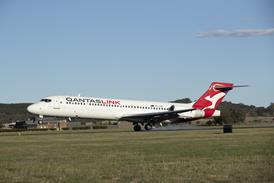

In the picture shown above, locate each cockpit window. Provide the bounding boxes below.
[40,99,52,103]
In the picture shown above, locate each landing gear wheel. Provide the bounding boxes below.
[38,115,43,124]
[145,123,153,131]
[133,124,142,132]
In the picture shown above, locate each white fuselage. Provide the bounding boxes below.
[27,96,214,121]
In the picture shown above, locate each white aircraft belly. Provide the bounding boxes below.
[71,106,121,120]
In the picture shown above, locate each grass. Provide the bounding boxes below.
[0,128,273,183]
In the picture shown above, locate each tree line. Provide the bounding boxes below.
[0,103,33,123]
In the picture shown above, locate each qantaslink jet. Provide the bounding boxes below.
[27,82,244,131]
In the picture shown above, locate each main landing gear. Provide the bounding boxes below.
[133,123,153,132]
[144,123,153,131]
[133,124,142,132]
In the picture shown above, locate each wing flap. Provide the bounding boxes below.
[120,108,195,122]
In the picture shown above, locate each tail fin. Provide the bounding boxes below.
[192,82,234,117]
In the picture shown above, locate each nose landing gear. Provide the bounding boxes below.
[38,115,44,124]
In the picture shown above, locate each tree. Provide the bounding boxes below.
[266,103,274,116]
[171,98,192,103]
[217,107,246,124]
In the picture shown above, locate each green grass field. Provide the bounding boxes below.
[0,128,273,183]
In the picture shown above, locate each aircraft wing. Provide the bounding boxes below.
[120,108,195,122]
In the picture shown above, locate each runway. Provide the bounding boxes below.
[151,123,274,132]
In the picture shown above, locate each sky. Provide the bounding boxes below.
[0,0,273,106]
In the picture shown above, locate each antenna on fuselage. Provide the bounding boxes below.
[78,93,81,97]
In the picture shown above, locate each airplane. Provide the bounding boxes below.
[27,82,244,131]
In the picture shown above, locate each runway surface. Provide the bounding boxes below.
[151,123,274,132]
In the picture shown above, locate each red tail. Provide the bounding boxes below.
[193,82,234,117]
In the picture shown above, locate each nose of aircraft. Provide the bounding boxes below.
[27,104,38,114]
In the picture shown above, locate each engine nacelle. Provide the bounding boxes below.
[179,109,205,119]
[211,110,221,117]
[179,109,221,119]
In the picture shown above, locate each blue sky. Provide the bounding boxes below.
[0,0,273,106]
